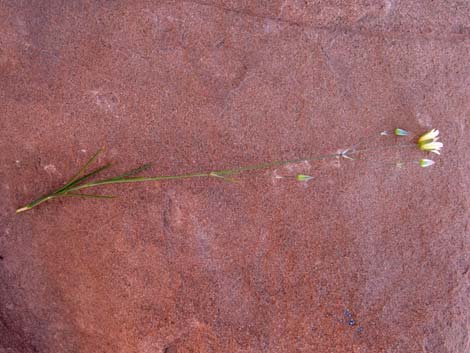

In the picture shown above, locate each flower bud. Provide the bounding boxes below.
[394,128,410,136]
[419,159,435,167]
[296,174,313,182]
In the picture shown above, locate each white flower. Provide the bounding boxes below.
[418,129,443,154]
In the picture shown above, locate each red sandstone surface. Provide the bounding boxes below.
[1,1,469,352]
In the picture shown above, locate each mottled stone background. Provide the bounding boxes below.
[1,1,469,352]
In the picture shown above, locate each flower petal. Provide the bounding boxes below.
[419,140,443,154]
[418,129,439,143]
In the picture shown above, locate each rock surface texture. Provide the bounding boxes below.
[1,1,469,352]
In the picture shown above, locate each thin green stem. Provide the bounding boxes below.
[66,172,212,192]
[15,141,418,213]
[65,152,346,194]
[352,143,416,154]
[60,193,116,199]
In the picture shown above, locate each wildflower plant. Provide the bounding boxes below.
[16,128,443,213]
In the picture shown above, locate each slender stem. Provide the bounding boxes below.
[65,152,344,194]
[352,143,416,154]
[66,172,212,192]
[60,193,116,199]
[15,142,418,213]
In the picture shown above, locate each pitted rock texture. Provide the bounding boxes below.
[1,1,469,352]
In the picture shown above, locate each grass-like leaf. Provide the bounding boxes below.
[56,163,112,194]
[61,148,104,190]
[104,163,153,182]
